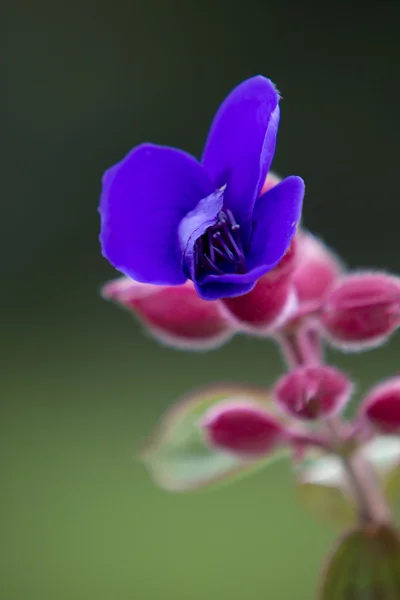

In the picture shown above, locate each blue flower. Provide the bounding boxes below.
[99,76,304,300]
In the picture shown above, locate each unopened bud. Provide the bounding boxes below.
[360,377,400,434]
[200,400,287,457]
[260,171,282,195]
[102,277,233,350]
[292,232,342,311]
[320,272,400,351]
[274,365,352,420]
[220,274,297,333]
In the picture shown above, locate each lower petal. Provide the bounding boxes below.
[194,266,269,300]
[195,279,256,301]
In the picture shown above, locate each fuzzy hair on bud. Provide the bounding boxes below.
[320,272,400,352]
[200,400,288,458]
[102,277,234,350]
[292,232,343,311]
[220,274,298,334]
[359,376,400,434]
[274,365,353,420]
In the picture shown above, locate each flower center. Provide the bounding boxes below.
[194,209,246,277]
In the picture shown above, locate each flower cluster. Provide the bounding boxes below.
[99,76,304,301]
[99,76,400,598]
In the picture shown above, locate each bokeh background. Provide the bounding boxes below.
[3,1,400,598]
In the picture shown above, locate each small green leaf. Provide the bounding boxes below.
[295,453,356,528]
[140,384,289,492]
[318,525,400,599]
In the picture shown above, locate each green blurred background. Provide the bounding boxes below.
[3,1,400,598]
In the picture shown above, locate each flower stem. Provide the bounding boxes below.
[326,417,393,526]
[278,326,394,526]
[278,324,323,369]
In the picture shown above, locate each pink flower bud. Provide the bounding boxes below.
[320,273,400,351]
[260,171,282,194]
[292,232,343,311]
[220,274,297,333]
[360,377,400,433]
[102,277,233,350]
[200,400,287,457]
[274,365,352,420]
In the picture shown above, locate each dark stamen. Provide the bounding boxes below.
[203,254,224,274]
[213,231,236,261]
[207,229,215,263]
[194,208,246,278]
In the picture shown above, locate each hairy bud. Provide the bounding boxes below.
[274,365,352,420]
[293,232,342,311]
[102,277,233,350]
[200,400,288,457]
[360,377,400,434]
[220,273,297,333]
[320,272,400,351]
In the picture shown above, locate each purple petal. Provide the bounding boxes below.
[99,144,213,284]
[248,176,305,270]
[195,277,257,301]
[193,176,304,300]
[194,262,286,300]
[178,188,225,278]
[201,76,280,236]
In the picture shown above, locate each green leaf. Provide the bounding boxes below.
[140,384,289,492]
[295,453,356,528]
[318,525,400,599]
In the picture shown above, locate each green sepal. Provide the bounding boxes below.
[318,525,400,599]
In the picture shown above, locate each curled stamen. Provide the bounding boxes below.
[203,254,224,274]
[224,227,244,261]
[212,246,228,259]
[207,230,215,263]
[213,231,236,261]
[194,208,247,278]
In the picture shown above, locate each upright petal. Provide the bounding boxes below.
[202,76,280,236]
[100,144,213,284]
[248,176,304,271]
